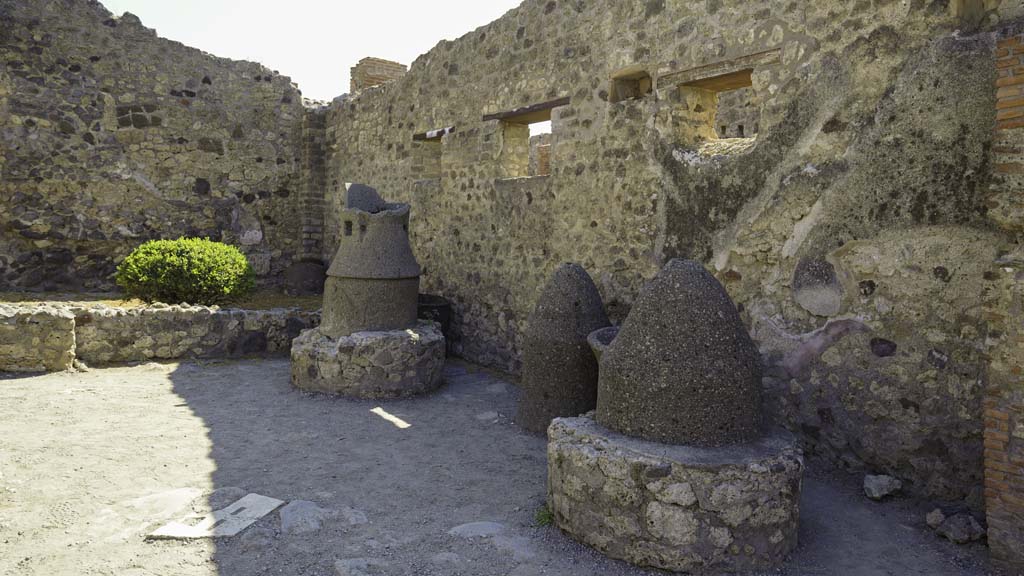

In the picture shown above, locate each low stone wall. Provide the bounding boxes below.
[0,302,319,372]
[0,305,76,372]
[72,304,319,365]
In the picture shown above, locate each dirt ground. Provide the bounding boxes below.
[0,359,998,576]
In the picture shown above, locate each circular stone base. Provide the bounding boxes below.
[290,321,445,399]
[547,416,803,574]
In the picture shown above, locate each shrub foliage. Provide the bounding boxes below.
[116,238,255,305]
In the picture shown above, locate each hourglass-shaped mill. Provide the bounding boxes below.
[290,184,445,399]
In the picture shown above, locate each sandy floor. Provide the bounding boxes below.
[0,359,996,576]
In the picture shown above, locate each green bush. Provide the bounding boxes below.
[115,238,255,305]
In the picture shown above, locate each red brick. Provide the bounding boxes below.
[997,97,1024,110]
[998,107,1024,121]
[989,431,1013,443]
[997,85,1024,99]
[994,163,1024,173]
[988,408,1012,421]
[990,462,1017,474]
[997,74,1024,88]
[997,117,1024,131]
[987,478,1010,491]
[998,48,1012,58]
[998,57,1022,69]
[988,449,1009,463]
[1003,493,1024,509]
[999,36,1022,48]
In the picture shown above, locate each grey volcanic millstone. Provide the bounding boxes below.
[517,264,610,434]
[596,259,763,446]
[321,184,422,338]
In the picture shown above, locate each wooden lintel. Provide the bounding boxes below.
[659,49,781,91]
[482,96,571,123]
[412,125,456,141]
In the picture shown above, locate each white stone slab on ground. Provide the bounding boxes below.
[148,493,284,539]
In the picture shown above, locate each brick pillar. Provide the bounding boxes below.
[536,144,551,176]
[298,108,327,262]
[350,57,407,93]
[985,29,1024,573]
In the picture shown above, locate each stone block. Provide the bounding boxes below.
[547,416,803,574]
[0,304,76,372]
[291,321,445,399]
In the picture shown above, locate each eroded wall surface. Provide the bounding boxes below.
[320,0,1016,505]
[0,0,308,290]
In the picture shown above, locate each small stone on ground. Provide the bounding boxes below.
[935,513,986,544]
[864,474,902,500]
[280,500,338,534]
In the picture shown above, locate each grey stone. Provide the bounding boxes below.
[792,258,842,317]
[926,508,946,529]
[863,474,902,500]
[596,259,763,446]
[448,521,506,538]
[547,415,803,573]
[344,183,388,213]
[279,500,338,534]
[322,184,421,338]
[517,263,610,434]
[935,513,985,544]
[291,321,445,398]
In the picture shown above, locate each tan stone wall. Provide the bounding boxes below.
[320,0,1015,503]
[0,1,308,290]
[0,305,75,372]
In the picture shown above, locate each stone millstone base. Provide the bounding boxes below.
[547,416,803,574]
[291,321,445,399]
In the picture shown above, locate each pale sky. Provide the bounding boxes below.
[98,0,524,102]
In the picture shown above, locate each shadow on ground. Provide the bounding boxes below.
[0,359,995,576]
[165,359,995,576]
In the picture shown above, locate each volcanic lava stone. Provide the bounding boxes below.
[516,263,610,435]
[596,259,763,446]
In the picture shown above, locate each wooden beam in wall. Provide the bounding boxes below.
[660,49,781,90]
[412,125,456,141]
[482,96,571,124]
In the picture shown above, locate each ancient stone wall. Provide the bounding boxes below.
[0,0,308,290]
[0,304,75,372]
[319,0,1016,504]
[72,304,317,364]
[0,302,318,370]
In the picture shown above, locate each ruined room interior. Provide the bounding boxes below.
[2,0,1024,574]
